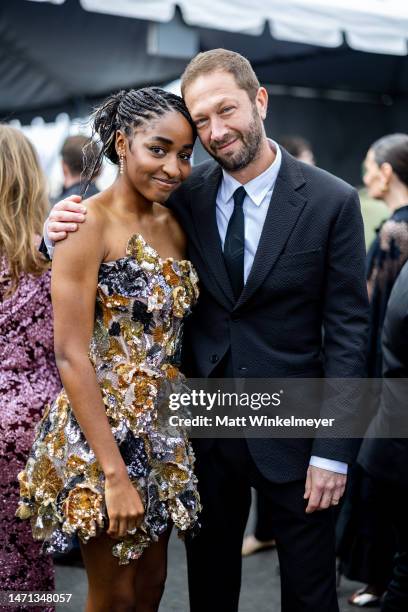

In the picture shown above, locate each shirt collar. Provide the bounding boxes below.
[219,139,282,207]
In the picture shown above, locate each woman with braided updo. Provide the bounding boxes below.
[17,88,201,611]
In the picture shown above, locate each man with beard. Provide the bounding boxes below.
[43,50,369,612]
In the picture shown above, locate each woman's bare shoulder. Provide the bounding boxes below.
[82,192,109,223]
[75,193,111,238]
[153,203,187,251]
[54,193,108,261]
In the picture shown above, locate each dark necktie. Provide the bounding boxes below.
[223,186,246,300]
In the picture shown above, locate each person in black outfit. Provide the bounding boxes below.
[365,135,408,378]
[358,260,408,611]
[337,134,408,607]
[43,50,369,612]
[54,134,100,201]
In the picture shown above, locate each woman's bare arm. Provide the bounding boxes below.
[51,207,143,537]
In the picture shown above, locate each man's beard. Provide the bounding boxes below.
[206,110,263,172]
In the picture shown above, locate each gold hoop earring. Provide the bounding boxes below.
[119,152,125,175]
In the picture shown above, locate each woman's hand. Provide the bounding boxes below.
[104,473,145,539]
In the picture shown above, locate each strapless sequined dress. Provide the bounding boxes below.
[16,234,201,565]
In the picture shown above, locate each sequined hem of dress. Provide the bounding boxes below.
[16,233,201,565]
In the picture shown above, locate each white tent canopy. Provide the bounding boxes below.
[16,0,408,186]
[29,0,408,55]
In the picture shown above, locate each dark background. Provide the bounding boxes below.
[1,0,408,185]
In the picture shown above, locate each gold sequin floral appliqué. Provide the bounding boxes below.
[17,233,201,564]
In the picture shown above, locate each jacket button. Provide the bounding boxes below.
[239,366,248,372]
[210,354,219,364]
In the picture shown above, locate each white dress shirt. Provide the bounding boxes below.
[216,140,282,283]
[216,139,347,475]
[43,221,55,259]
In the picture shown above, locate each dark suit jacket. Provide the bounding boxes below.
[359,260,408,488]
[168,148,369,482]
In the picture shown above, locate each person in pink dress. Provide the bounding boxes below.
[0,125,61,603]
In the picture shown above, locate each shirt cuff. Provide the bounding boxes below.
[43,219,55,260]
[309,456,348,475]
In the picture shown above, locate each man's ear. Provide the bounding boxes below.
[255,87,268,121]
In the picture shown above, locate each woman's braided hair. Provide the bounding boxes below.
[82,87,196,194]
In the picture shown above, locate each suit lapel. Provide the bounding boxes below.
[235,151,307,309]
[190,164,236,307]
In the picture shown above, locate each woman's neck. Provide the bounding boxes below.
[109,176,152,217]
[384,184,408,214]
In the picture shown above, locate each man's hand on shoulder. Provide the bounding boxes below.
[47,195,87,242]
[304,465,347,514]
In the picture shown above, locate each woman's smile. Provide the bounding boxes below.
[151,176,181,190]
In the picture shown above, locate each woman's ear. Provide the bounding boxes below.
[115,130,126,158]
[380,161,393,183]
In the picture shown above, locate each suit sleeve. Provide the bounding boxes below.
[312,188,369,462]
[38,217,53,261]
[39,237,52,261]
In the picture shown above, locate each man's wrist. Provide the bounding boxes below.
[43,219,55,259]
[309,455,348,474]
